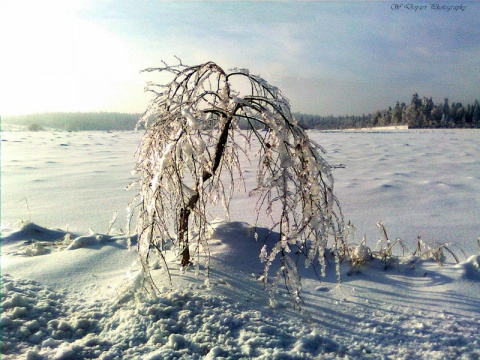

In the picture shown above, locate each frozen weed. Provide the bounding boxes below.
[413,235,467,265]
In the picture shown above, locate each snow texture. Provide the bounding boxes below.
[1,129,480,359]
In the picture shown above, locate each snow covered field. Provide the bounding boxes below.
[1,129,480,359]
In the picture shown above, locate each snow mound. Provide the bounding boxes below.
[1,222,135,257]
[65,234,127,250]
[458,255,480,281]
[1,222,71,243]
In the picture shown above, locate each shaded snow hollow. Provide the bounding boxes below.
[2,221,480,359]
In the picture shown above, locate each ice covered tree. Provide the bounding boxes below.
[131,60,344,305]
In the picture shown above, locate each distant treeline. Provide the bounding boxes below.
[2,94,479,131]
[295,94,480,130]
[2,112,141,131]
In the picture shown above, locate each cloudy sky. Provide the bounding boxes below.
[1,1,478,116]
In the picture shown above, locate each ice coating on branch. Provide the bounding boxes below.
[182,107,201,130]
[260,245,268,263]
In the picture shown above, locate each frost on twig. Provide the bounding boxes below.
[131,61,344,307]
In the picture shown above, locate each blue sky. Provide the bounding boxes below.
[1,1,478,116]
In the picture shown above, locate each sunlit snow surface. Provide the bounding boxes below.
[1,129,480,359]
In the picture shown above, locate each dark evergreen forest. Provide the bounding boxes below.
[2,94,479,131]
[295,94,480,130]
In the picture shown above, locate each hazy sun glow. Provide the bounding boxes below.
[0,1,146,115]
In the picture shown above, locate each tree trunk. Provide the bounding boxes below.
[179,193,198,267]
[178,115,233,267]
[179,208,191,267]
